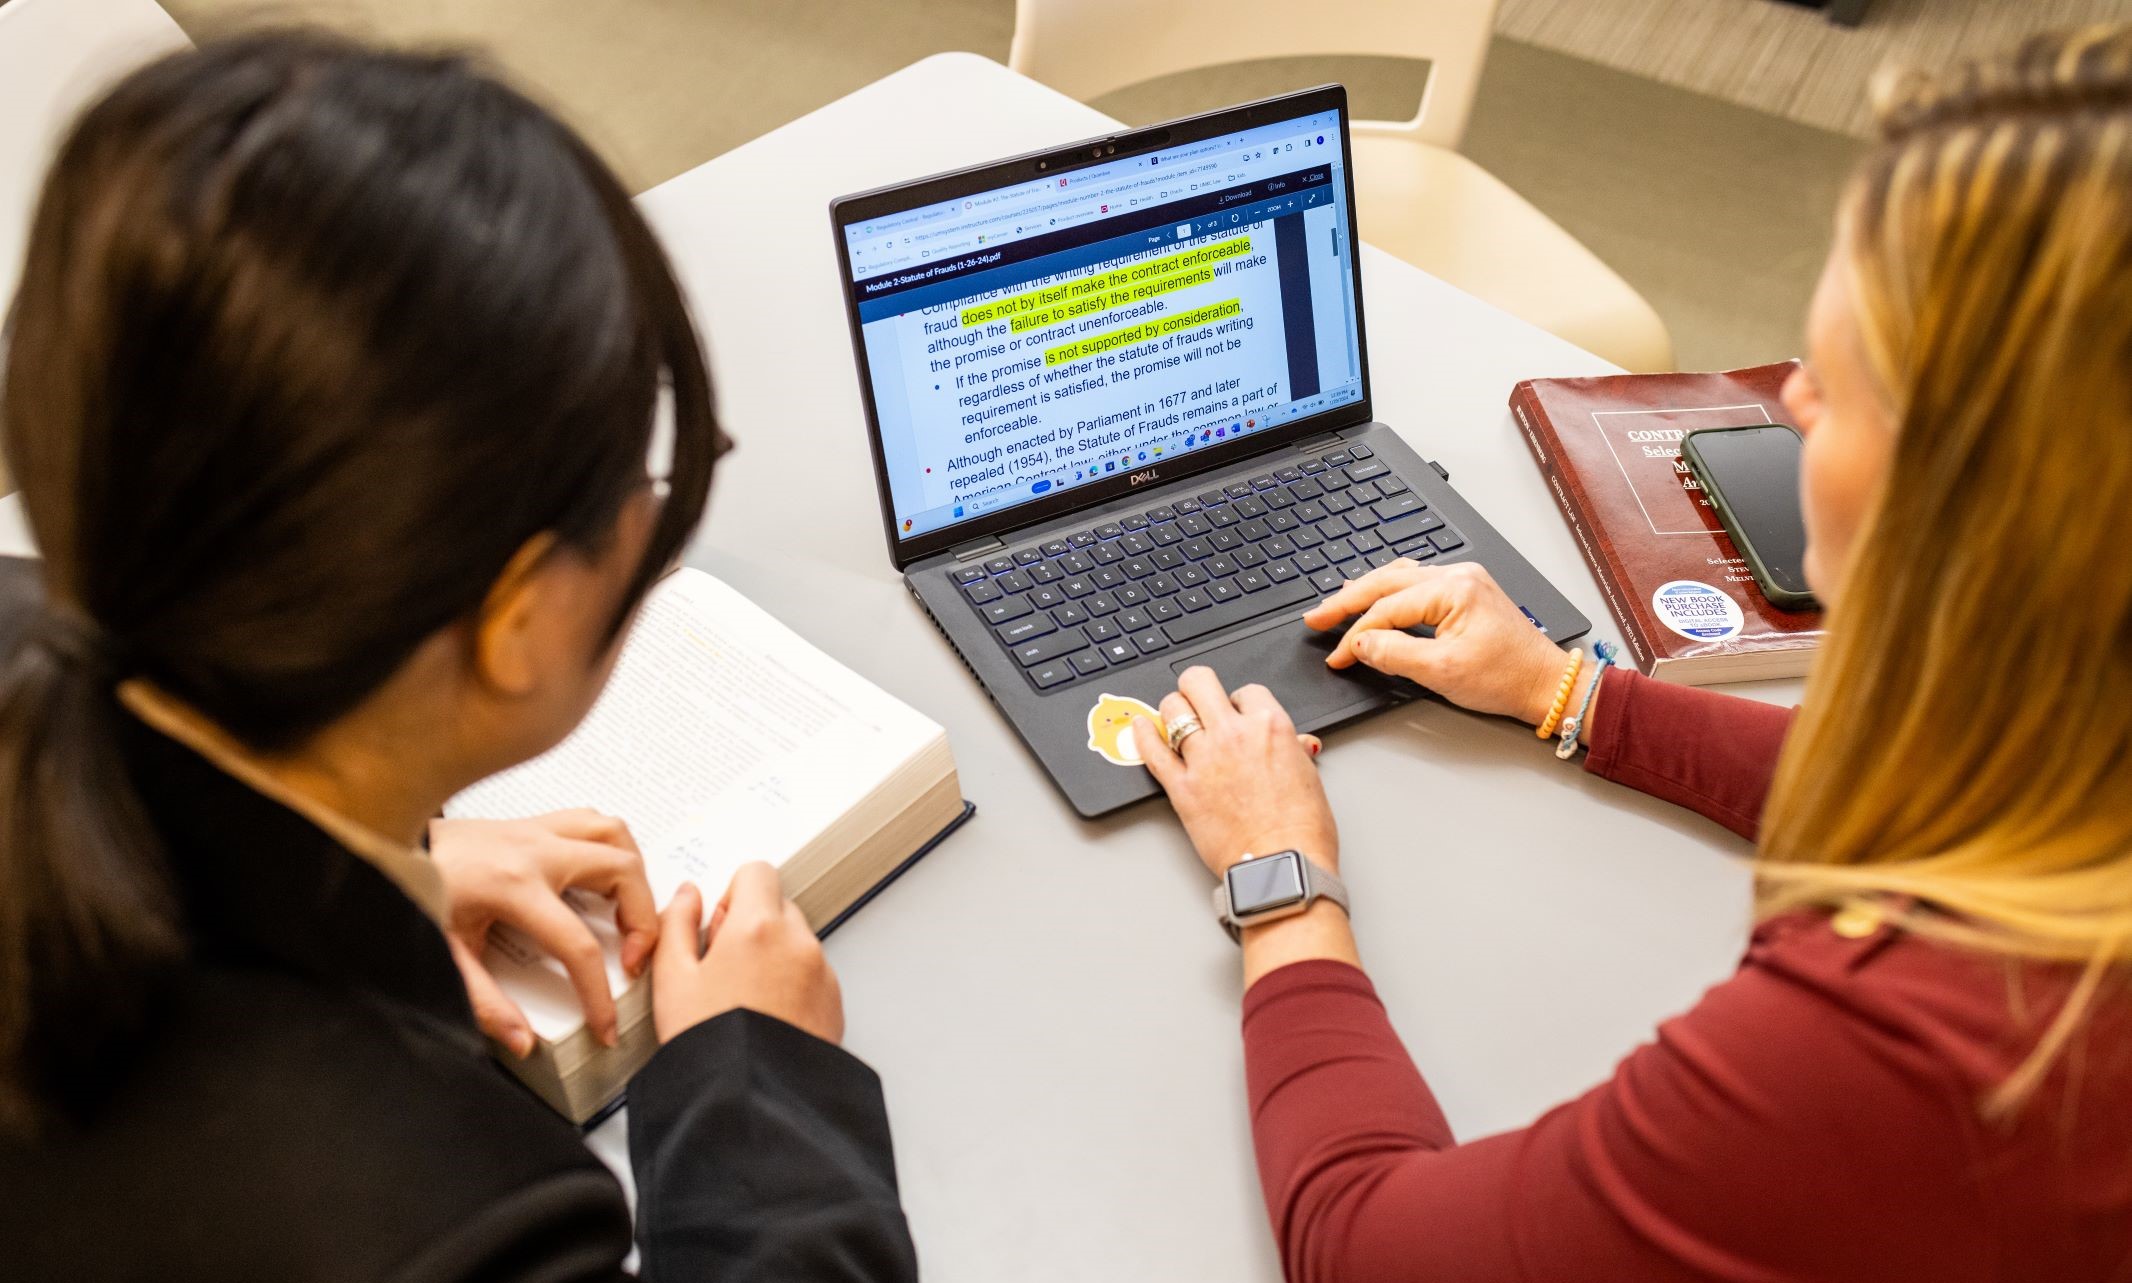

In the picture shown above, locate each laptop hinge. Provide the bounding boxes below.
[949,534,1009,562]
[1290,431,1344,452]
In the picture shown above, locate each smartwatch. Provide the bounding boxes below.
[1214,850,1348,942]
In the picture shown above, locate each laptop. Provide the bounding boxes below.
[830,86,1588,817]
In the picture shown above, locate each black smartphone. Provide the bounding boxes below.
[1681,424,1819,611]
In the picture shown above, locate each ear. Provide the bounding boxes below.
[471,531,562,697]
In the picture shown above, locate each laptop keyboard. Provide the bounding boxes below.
[951,444,1466,692]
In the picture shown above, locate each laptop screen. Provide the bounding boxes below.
[839,100,1364,546]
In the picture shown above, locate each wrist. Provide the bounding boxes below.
[1240,898,1358,986]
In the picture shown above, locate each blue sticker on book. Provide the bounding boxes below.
[1651,580,1744,642]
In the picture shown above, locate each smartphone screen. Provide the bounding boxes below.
[1685,425,1814,602]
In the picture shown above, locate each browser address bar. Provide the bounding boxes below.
[909,158,1222,244]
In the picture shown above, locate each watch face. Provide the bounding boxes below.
[1227,853,1305,916]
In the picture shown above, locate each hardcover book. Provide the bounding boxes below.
[1509,362,1825,684]
[445,568,970,1123]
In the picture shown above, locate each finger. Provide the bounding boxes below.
[1326,581,1462,669]
[1298,733,1322,758]
[551,841,658,979]
[538,808,644,854]
[513,892,620,1047]
[1131,715,1184,787]
[1301,560,1426,630]
[721,861,787,926]
[653,882,707,991]
[1227,682,1295,733]
[448,935,535,1057]
[1346,628,1452,684]
[704,897,729,946]
[1174,665,1239,730]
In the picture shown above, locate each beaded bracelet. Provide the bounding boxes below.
[1555,641,1617,759]
[1534,647,1584,739]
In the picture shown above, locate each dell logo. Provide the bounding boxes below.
[1129,468,1160,486]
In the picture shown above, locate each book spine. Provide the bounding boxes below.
[1510,384,1655,675]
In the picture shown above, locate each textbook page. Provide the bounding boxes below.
[444,567,940,1040]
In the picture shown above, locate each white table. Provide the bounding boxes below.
[0,52,1790,1283]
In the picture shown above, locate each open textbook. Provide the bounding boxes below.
[445,567,969,1122]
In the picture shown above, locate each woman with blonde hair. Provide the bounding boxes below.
[1135,23,2132,1280]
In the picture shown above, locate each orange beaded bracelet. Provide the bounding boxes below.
[1535,647,1584,739]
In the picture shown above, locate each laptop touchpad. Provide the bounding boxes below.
[1169,617,1407,729]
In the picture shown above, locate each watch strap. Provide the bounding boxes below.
[1215,851,1348,941]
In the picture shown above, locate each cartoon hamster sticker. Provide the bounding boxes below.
[1086,693,1164,767]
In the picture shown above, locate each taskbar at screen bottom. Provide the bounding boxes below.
[894,381,1361,540]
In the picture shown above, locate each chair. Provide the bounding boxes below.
[0,0,190,312]
[1008,0,1676,372]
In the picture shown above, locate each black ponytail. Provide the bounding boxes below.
[0,32,723,1130]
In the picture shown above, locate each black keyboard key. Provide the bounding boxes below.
[1315,517,1351,540]
[1151,548,1185,570]
[1120,514,1149,531]
[1233,545,1266,568]
[1349,443,1375,459]
[1322,539,1358,563]
[1236,569,1271,593]
[1145,573,1179,597]
[1373,492,1424,521]
[1263,535,1296,558]
[1087,619,1123,643]
[1293,549,1328,572]
[1114,585,1149,607]
[1092,566,1126,589]
[1176,564,1211,587]
[1318,470,1351,492]
[1013,547,1043,565]
[1207,580,1241,603]
[1099,638,1137,664]
[1122,557,1155,579]
[985,556,1015,575]
[1224,482,1252,499]
[965,579,1002,605]
[1263,489,1296,510]
[1346,480,1381,504]
[1041,539,1070,557]
[1177,588,1213,612]
[1133,630,1171,655]
[1029,560,1064,583]
[1375,509,1446,546]
[1030,660,1075,690]
[1349,531,1384,554]
[1181,538,1214,561]
[1345,508,1380,532]
[1249,474,1277,491]
[1299,458,1328,474]
[1209,530,1243,552]
[1324,450,1353,465]
[1096,522,1123,539]
[1058,551,1094,574]
[1233,497,1267,519]
[1175,498,1202,514]
[982,596,1032,625]
[1239,519,1271,542]
[1069,531,1097,548]
[1161,575,1314,644]
[1376,474,1409,494]
[1265,559,1300,583]
[1150,524,1184,546]
[1289,478,1324,500]
[1365,549,1399,569]
[998,570,1032,593]
[1013,628,1084,666]
[1197,489,1226,506]
[1062,576,1096,598]
[1177,514,1212,536]
[1052,602,1090,627]
[1117,608,1153,632]
[997,615,1055,647]
[1390,535,1438,559]
[1309,568,1344,593]
[1147,505,1176,523]
[952,566,987,585]
[1274,466,1303,484]
[1341,561,1370,580]
[1119,532,1154,555]
[1322,492,1356,514]
[1430,529,1467,554]
[1207,506,1241,529]
[1346,460,1390,483]
[1290,526,1325,550]
[1294,501,1327,524]
[1029,585,1066,609]
[1091,542,1125,564]
[1148,598,1182,622]
[1206,554,1239,578]
[1087,593,1121,616]
[1069,650,1107,676]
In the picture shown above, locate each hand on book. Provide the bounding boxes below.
[429,810,660,1056]
[1305,560,1568,728]
[652,863,845,1048]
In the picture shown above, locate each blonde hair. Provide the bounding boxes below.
[1757,24,2132,1116]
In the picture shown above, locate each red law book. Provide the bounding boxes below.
[1510,362,1825,684]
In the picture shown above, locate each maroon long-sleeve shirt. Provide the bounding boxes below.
[1245,669,2132,1281]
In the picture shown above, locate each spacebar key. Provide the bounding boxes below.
[1162,577,1315,644]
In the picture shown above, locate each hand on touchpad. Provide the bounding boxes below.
[1168,618,1407,728]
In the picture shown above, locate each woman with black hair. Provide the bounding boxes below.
[0,33,915,1281]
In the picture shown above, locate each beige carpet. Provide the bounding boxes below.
[1500,0,2132,138]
